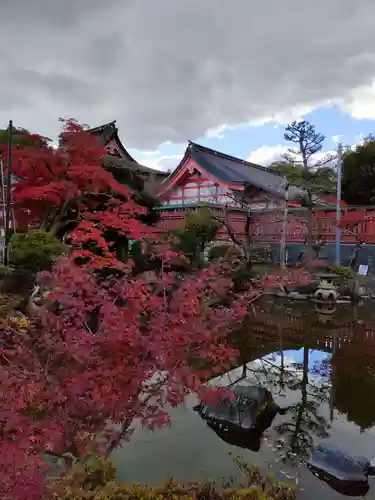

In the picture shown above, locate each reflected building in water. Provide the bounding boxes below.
[207,298,375,495]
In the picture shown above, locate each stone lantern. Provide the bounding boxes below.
[315,272,340,302]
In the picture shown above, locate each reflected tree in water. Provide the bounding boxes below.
[226,344,331,464]
[328,305,375,431]
[333,344,375,431]
[272,346,331,465]
[234,301,332,465]
[221,298,375,465]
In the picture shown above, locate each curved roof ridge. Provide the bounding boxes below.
[188,141,285,179]
[87,120,117,134]
[87,121,137,163]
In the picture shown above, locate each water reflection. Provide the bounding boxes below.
[194,385,279,452]
[266,347,331,465]
[112,299,375,499]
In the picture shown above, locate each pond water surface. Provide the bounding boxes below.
[111,299,375,499]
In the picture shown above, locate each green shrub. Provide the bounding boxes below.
[328,264,355,280]
[9,230,66,271]
[47,453,295,499]
[0,263,12,277]
[0,292,23,316]
[171,208,222,265]
[208,244,240,261]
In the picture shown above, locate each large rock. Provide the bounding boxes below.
[308,442,374,496]
[193,385,278,451]
[194,385,275,429]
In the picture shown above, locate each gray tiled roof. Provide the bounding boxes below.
[104,154,166,176]
[88,120,137,163]
[188,142,305,200]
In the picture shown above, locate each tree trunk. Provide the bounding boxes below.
[301,147,313,269]
[244,210,253,270]
[349,243,362,270]
[291,345,309,454]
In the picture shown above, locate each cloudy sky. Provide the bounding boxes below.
[2,0,375,170]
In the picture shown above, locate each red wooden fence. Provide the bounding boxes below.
[252,206,375,244]
[158,205,375,245]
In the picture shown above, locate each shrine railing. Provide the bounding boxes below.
[156,204,375,245]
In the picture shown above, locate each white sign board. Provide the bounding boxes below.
[358,264,368,276]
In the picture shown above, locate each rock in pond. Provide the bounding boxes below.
[308,442,375,496]
[193,385,278,451]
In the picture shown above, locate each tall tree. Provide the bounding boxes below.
[283,120,333,266]
[341,136,375,206]
[271,162,336,194]
[0,125,48,149]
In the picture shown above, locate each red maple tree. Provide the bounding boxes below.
[0,121,307,498]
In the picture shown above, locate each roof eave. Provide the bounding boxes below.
[160,149,190,185]
[88,120,138,164]
[104,155,166,177]
[189,141,287,180]
[112,131,138,163]
[88,120,117,134]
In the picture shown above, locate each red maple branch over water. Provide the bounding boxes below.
[0,120,309,498]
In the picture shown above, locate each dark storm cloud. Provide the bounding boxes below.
[0,0,375,147]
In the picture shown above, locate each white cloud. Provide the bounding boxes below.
[341,79,375,120]
[138,149,161,157]
[247,145,289,165]
[141,154,182,172]
[256,104,318,128]
[2,1,375,148]
[348,133,368,151]
[205,105,317,140]
[204,124,229,140]
[247,145,336,167]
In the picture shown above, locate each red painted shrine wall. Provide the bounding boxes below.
[252,207,375,244]
[158,205,375,244]
[156,206,251,243]
[160,158,246,208]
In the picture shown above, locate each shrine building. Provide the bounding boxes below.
[88,121,375,269]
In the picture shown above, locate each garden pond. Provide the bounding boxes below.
[111,298,375,499]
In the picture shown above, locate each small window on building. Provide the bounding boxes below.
[200,185,216,196]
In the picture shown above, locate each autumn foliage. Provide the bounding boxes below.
[0,121,304,498]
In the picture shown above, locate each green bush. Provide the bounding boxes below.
[0,292,23,316]
[171,208,222,265]
[208,244,240,261]
[48,453,295,499]
[328,264,355,280]
[9,230,66,271]
[0,263,11,277]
